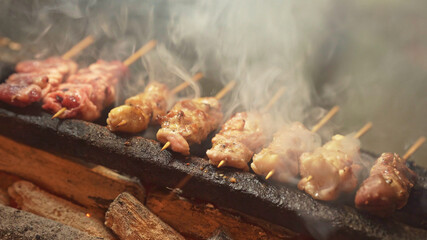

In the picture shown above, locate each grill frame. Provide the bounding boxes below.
[0,104,426,239]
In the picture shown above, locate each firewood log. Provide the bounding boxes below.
[0,135,145,210]
[8,180,116,239]
[0,204,100,240]
[105,192,184,240]
[0,189,9,206]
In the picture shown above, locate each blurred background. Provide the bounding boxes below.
[0,0,426,167]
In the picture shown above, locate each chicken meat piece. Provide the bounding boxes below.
[107,82,170,132]
[15,57,78,78]
[42,60,128,121]
[207,112,266,171]
[0,71,63,107]
[42,83,99,121]
[157,97,223,155]
[251,122,321,183]
[354,152,416,217]
[298,134,361,201]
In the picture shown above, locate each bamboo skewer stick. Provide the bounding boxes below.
[311,106,340,133]
[161,142,171,151]
[51,107,67,120]
[262,87,286,113]
[113,72,204,129]
[354,122,373,139]
[215,81,236,100]
[52,40,157,119]
[265,105,340,180]
[48,35,96,120]
[61,35,95,60]
[123,40,157,67]
[402,136,426,161]
[217,160,226,168]
[170,73,204,95]
[161,80,237,152]
[218,87,286,169]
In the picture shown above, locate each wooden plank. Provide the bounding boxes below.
[8,180,115,239]
[0,189,9,206]
[0,171,21,191]
[0,135,145,209]
[146,189,302,240]
[105,192,185,240]
[0,204,101,240]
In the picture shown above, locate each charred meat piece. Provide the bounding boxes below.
[207,112,266,171]
[42,60,129,121]
[298,134,361,201]
[251,122,321,183]
[355,152,416,217]
[0,71,62,107]
[157,97,223,155]
[107,82,170,132]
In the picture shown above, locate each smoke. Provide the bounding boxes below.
[123,44,200,101]
[167,0,334,136]
[166,0,427,166]
[310,0,427,166]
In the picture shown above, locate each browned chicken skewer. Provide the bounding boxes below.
[158,81,236,155]
[49,40,157,120]
[207,87,286,171]
[297,122,372,201]
[106,73,203,133]
[354,137,425,217]
[251,106,340,182]
[0,36,94,108]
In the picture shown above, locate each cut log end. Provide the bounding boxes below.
[105,192,185,240]
[7,180,115,240]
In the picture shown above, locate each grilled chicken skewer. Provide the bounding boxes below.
[0,35,94,107]
[354,137,424,217]
[207,87,286,171]
[297,122,372,201]
[158,80,236,155]
[106,73,203,133]
[251,106,340,182]
[46,40,157,121]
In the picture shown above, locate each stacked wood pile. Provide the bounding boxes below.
[0,135,300,240]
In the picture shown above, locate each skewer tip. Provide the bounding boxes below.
[402,136,426,160]
[161,141,171,151]
[217,160,226,168]
[215,80,236,100]
[265,170,275,180]
[311,105,340,133]
[354,121,373,139]
[51,107,66,119]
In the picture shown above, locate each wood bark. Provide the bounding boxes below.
[0,204,100,240]
[105,192,185,240]
[0,135,145,209]
[0,189,9,206]
[146,190,299,240]
[8,180,115,239]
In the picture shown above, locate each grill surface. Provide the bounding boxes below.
[0,103,426,240]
